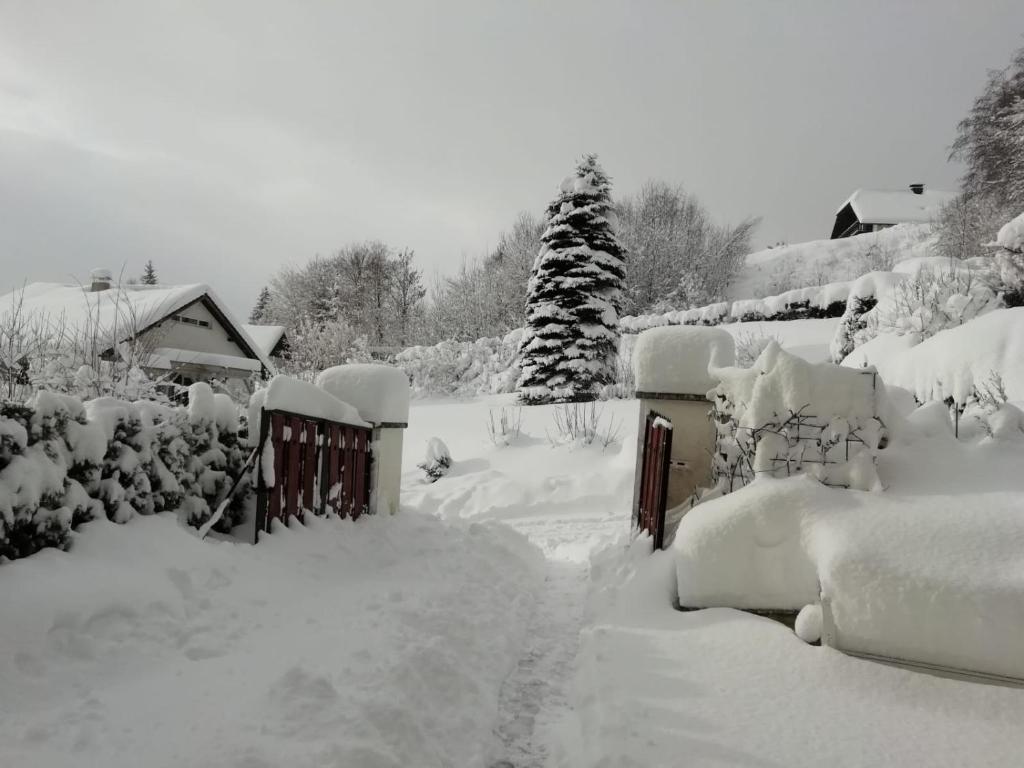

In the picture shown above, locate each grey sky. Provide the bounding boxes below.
[2,1,1023,316]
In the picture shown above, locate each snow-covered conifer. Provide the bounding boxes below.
[517,154,625,403]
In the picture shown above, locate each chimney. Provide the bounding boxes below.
[909,183,924,195]
[89,268,113,292]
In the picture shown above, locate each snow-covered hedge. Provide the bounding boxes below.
[0,383,250,563]
[620,271,903,334]
[395,330,522,398]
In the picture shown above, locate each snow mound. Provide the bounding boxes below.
[844,308,1024,405]
[675,416,1024,680]
[632,325,735,395]
[996,211,1024,252]
[315,363,410,424]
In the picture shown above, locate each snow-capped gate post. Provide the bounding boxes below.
[315,364,411,516]
[630,326,736,545]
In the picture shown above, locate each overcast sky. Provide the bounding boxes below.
[2,1,1023,316]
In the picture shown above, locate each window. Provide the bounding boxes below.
[172,314,211,328]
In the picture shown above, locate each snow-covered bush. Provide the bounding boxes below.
[418,438,452,483]
[0,385,253,562]
[858,262,999,347]
[830,296,877,363]
[396,331,521,398]
[709,343,885,495]
[993,211,1024,307]
[86,398,155,523]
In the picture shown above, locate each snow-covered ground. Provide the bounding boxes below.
[5,394,1024,767]
[730,223,936,299]
[0,481,544,767]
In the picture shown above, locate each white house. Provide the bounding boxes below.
[831,184,954,239]
[0,270,274,386]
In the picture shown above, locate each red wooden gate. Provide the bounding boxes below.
[634,411,673,550]
[253,408,372,543]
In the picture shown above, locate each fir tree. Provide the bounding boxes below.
[250,286,272,324]
[141,260,158,285]
[517,154,625,404]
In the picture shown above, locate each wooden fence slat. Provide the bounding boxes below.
[285,416,303,522]
[352,431,366,521]
[341,427,354,518]
[268,412,286,528]
[302,420,317,517]
[329,424,342,517]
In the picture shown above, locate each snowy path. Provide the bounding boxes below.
[486,509,626,768]
[489,560,586,768]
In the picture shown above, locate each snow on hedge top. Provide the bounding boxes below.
[997,211,1024,252]
[315,364,410,424]
[256,375,369,428]
[840,188,954,226]
[713,342,877,428]
[633,326,735,395]
[844,308,1024,405]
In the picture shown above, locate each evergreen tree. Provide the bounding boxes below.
[249,286,272,324]
[517,154,625,404]
[141,260,158,285]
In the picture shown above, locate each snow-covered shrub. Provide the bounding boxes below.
[86,398,155,523]
[830,296,877,363]
[396,331,520,398]
[859,263,999,347]
[993,211,1024,307]
[418,438,452,483]
[0,400,73,559]
[709,343,885,495]
[27,391,105,528]
[178,383,236,530]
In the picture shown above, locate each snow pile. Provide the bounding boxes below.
[845,308,1024,406]
[315,363,410,424]
[395,330,521,398]
[708,343,884,492]
[730,222,937,299]
[632,326,735,395]
[0,508,544,767]
[573,538,1024,767]
[997,211,1024,253]
[674,405,1024,679]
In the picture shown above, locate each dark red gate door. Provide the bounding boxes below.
[634,411,673,550]
[253,408,373,542]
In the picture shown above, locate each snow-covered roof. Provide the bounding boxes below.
[242,324,287,356]
[0,282,273,372]
[837,188,954,226]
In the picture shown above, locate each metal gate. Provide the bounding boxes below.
[253,408,372,543]
[634,411,673,550]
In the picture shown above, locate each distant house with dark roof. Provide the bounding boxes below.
[831,184,954,239]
